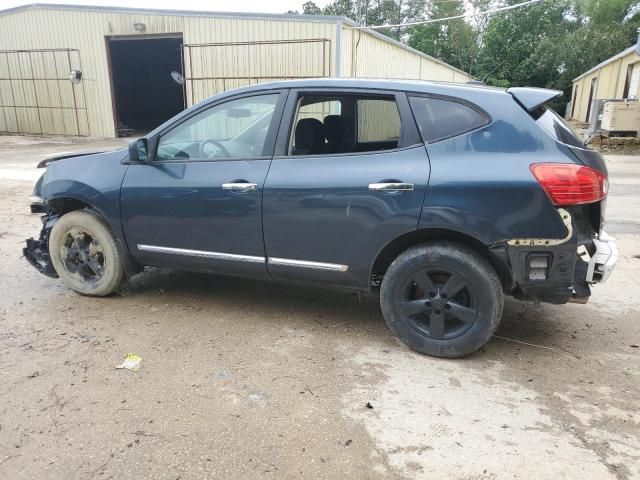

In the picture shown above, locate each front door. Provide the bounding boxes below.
[121,91,286,278]
[262,89,430,289]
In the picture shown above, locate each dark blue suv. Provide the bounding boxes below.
[24,79,618,358]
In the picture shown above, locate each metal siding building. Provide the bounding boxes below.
[0,3,472,138]
[570,45,640,123]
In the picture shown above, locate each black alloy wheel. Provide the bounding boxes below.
[380,242,504,358]
[49,210,127,296]
[400,270,478,341]
[60,228,106,282]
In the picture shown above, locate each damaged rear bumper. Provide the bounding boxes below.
[500,210,618,305]
[585,230,618,283]
[23,213,58,278]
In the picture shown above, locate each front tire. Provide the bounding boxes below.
[49,210,127,296]
[380,242,503,358]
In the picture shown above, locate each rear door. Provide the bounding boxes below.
[262,88,430,289]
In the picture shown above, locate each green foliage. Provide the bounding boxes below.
[302,0,640,104]
[407,1,477,74]
[302,1,322,15]
[303,0,426,39]
[478,1,574,88]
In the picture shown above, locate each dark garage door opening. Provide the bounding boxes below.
[108,36,185,136]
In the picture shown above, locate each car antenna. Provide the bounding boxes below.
[481,60,506,84]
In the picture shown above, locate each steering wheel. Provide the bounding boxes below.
[199,139,231,159]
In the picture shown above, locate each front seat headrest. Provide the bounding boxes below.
[293,118,325,155]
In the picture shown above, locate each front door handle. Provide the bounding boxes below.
[368,182,414,191]
[222,182,258,192]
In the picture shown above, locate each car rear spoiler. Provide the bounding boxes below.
[507,87,562,112]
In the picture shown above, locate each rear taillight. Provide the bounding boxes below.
[530,163,608,206]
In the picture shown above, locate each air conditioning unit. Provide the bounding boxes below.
[600,100,640,134]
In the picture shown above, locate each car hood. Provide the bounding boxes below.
[38,148,130,200]
[37,148,126,168]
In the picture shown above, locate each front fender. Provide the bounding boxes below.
[43,180,121,237]
[40,149,128,240]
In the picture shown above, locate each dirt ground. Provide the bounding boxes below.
[0,135,639,479]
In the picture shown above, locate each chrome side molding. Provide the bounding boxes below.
[137,244,265,263]
[268,257,349,272]
[138,245,349,272]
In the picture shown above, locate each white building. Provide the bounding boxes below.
[0,3,472,138]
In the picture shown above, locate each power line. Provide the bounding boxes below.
[346,0,542,30]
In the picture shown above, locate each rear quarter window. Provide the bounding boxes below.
[409,96,489,143]
[534,106,585,148]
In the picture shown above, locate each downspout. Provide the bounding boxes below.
[352,30,362,78]
[335,20,343,77]
[613,58,622,98]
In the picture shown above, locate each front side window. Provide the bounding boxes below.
[409,96,488,143]
[289,94,401,156]
[156,93,279,161]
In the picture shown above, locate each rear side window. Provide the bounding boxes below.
[409,96,488,143]
[288,94,402,156]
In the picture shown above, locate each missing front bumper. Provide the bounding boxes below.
[23,213,58,278]
[23,237,58,277]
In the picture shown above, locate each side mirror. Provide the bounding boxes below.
[129,138,150,162]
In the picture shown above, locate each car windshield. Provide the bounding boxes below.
[536,106,586,148]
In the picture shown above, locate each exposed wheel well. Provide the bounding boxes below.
[371,229,514,292]
[48,197,92,216]
[46,197,141,277]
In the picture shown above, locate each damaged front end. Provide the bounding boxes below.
[23,212,59,278]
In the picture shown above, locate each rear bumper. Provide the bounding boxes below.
[585,230,618,284]
[502,217,617,305]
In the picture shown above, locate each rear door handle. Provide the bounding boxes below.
[368,182,414,191]
[222,182,257,192]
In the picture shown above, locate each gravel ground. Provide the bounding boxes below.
[0,135,639,479]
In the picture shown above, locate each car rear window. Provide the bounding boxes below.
[534,106,585,148]
[409,96,489,143]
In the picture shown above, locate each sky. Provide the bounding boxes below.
[0,0,333,14]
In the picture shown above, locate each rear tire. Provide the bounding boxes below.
[49,210,127,296]
[380,241,503,358]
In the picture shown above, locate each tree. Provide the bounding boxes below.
[559,0,640,90]
[407,1,478,73]
[302,1,322,15]
[300,0,640,109]
[302,0,426,40]
[477,0,640,98]
[477,0,574,88]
